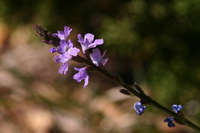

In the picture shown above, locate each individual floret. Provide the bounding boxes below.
[164,117,175,127]
[172,104,182,114]
[73,67,89,88]
[133,101,146,115]
[90,48,108,67]
[78,33,104,53]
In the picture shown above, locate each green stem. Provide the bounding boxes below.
[78,56,200,131]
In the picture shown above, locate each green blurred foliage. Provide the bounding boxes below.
[100,0,200,107]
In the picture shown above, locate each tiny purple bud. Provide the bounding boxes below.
[133,101,146,115]
[164,117,175,127]
[172,104,182,114]
[120,89,131,95]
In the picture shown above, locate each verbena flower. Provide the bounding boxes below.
[172,104,182,114]
[73,67,89,88]
[78,33,104,53]
[133,101,146,115]
[164,117,175,127]
[90,48,108,66]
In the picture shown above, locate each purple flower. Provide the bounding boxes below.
[53,26,72,40]
[172,104,182,114]
[164,117,175,127]
[78,33,104,53]
[73,67,89,88]
[89,48,108,66]
[133,101,146,115]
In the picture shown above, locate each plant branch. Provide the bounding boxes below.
[77,55,200,131]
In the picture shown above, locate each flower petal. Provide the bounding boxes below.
[57,40,67,53]
[73,67,89,87]
[83,75,89,88]
[77,34,84,44]
[58,63,68,75]
[102,58,109,66]
[54,53,71,63]
[78,34,89,53]
[68,47,80,56]
[52,33,58,37]
[67,40,73,48]
[88,39,104,48]
[74,67,80,71]
[57,31,65,40]
[64,26,72,37]
[73,73,82,82]
[49,47,57,53]
[84,33,94,43]
[90,48,102,66]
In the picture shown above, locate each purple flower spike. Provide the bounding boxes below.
[78,33,104,53]
[133,101,146,115]
[90,48,109,66]
[54,26,72,40]
[164,117,175,127]
[73,67,89,88]
[172,104,182,114]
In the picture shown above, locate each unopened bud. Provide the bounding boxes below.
[120,89,131,95]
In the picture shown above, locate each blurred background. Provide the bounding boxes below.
[0,0,200,133]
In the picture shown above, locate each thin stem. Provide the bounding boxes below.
[77,55,200,131]
[75,56,142,97]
